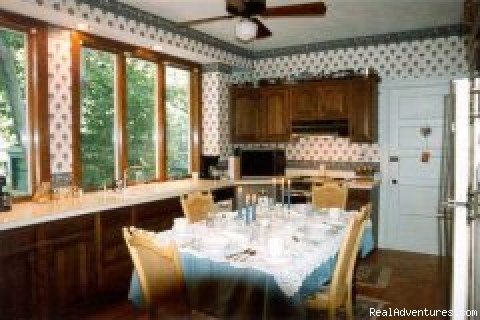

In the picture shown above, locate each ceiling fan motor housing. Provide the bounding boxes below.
[226,0,266,17]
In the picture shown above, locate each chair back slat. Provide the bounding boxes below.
[359,202,372,221]
[181,191,215,223]
[123,227,185,309]
[312,182,348,209]
[328,213,366,305]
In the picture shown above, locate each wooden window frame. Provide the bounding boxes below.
[71,32,201,188]
[0,11,49,199]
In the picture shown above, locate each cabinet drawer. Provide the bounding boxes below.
[134,198,182,231]
[42,215,94,241]
[0,226,36,256]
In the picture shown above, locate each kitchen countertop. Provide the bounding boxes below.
[0,177,379,231]
[0,179,234,231]
[235,177,379,190]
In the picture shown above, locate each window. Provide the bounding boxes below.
[126,57,157,182]
[72,33,201,186]
[165,66,191,179]
[80,47,116,190]
[0,27,29,195]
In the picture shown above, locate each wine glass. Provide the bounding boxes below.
[209,166,220,184]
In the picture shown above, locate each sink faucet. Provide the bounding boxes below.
[123,167,129,190]
[122,165,144,189]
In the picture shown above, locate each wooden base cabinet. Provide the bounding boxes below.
[39,215,96,318]
[0,187,235,319]
[95,207,133,300]
[0,227,38,320]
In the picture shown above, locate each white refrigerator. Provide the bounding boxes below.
[447,79,480,319]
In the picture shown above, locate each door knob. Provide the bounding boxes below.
[391,179,398,185]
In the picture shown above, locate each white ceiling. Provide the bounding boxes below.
[118,0,463,50]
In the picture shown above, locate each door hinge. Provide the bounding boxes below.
[443,199,470,208]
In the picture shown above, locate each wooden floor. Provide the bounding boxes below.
[74,249,449,320]
[357,249,449,320]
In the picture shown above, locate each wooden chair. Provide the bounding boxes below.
[305,213,366,320]
[359,202,372,221]
[123,227,190,319]
[311,182,348,210]
[180,191,215,223]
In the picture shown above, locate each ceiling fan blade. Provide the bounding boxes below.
[261,2,326,18]
[251,17,272,39]
[226,0,246,15]
[178,15,235,27]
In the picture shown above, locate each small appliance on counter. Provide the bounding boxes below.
[228,156,241,180]
[240,149,286,177]
[199,155,220,179]
[0,175,12,212]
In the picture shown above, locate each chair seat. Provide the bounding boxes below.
[305,289,330,309]
[191,310,220,320]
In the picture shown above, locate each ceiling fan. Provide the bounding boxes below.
[178,0,327,42]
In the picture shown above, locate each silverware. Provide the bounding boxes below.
[226,249,249,260]
[238,248,256,262]
[226,248,256,261]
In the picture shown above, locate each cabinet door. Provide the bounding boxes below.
[230,87,259,143]
[134,198,183,231]
[0,227,38,320]
[290,85,318,120]
[317,83,349,119]
[41,215,96,316]
[95,207,133,298]
[349,78,378,142]
[259,87,290,142]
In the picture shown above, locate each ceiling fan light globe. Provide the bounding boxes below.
[235,19,258,42]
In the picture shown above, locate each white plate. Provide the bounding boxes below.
[326,221,346,227]
[267,255,290,265]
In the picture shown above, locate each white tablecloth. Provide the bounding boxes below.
[155,208,356,297]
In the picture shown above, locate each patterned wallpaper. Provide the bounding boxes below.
[48,28,72,175]
[253,35,467,80]
[202,71,252,158]
[20,0,252,69]
[29,0,468,177]
[202,35,468,163]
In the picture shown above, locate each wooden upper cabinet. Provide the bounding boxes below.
[231,86,290,143]
[258,87,290,142]
[349,77,378,142]
[290,85,318,121]
[230,87,260,143]
[230,76,378,143]
[317,82,349,119]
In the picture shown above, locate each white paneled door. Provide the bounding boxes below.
[384,80,450,254]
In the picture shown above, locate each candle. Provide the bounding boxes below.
[272,178,277,204]
[287,179,291,211]
[237,186,243,219]
[251,193,257,221]
[245,194,251,225]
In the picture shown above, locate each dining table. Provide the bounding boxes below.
[128,204,375,319]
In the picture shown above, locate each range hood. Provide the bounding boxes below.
[291,119,349,136]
